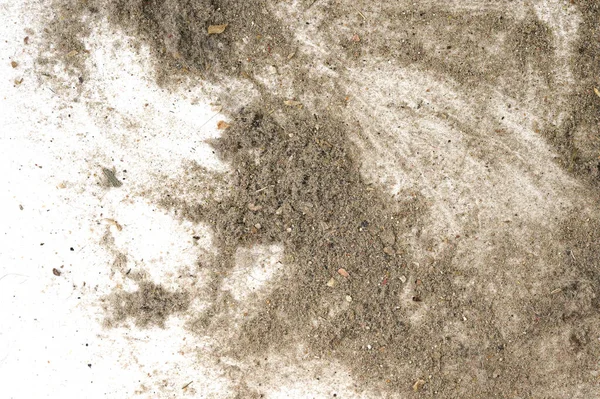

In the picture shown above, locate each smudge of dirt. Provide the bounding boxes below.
[104,281,191,328]
[38,0,600,397]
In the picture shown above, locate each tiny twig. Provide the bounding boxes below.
[255,185,274,193]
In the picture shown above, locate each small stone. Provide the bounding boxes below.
[413,379,426,392]
[11,61,18,68]
[286,227,292,233]
[327,278,336,287]
[399,275,407,283]
[254,223,261,229]
[367,344,372,350]
[338,268,349,278]
[383,246,395,255]
[345,295,352,302]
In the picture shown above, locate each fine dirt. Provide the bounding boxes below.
[38,0,600,397]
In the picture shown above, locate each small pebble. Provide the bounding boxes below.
[326,278,336,287]
[345,295,352,302]
[399,275,407,283]
[338,268,349,277]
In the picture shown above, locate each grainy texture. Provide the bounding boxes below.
[38,0,600,397]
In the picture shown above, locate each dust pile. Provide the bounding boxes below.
[39,0,600,397]
[105,281,191,328]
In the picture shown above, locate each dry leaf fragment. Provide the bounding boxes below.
[208,24,228,34]
[52,268,62,276]
[338,268,349,277]
[413,379,426,392]
[594,87,600,98]
[217,120,231,130]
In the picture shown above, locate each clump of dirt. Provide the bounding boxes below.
[99,0,295,85]
[104,281,191,328]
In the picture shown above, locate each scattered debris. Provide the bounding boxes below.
[52,268,62,276]
[413,379,426,392]
[208,24,228,34]
[182,381,193,390]
[14,78,23,85]
[327,278,336,287]
[338,268,349,277]
[67,50,78,57]
[217,120,231,130]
